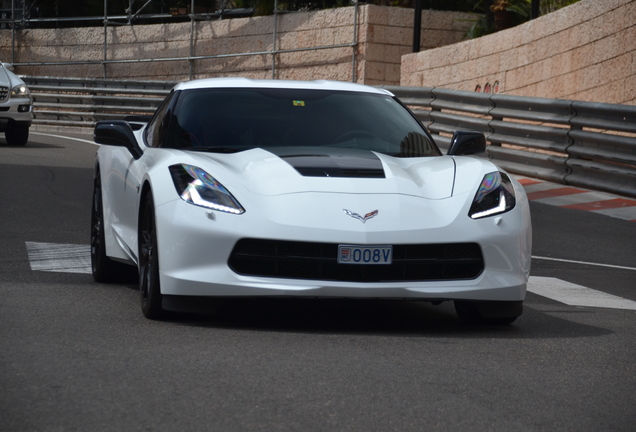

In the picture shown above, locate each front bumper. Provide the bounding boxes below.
[153,189,532,302]
[0,96,33,131]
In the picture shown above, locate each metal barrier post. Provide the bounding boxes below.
[272,0,278,80]
[103,0,108,79]
[11,0,15,64]
[352,1,358,83]
[189,0,195,80]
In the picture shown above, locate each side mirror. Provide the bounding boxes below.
[94,120,143,159]
[447,131,486,156]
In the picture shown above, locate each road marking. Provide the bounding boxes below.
[31,132,98,146]
[525,187,588,201]
[532,255,636,271]
[563,198,636,211]
[26,242,91,274]
[527,276,636,310]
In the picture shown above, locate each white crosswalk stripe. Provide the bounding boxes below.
[527,276,636,311]
[26,242,91,274]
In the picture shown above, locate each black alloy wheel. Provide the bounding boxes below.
[91,171,133,282]
[139,192,165,319]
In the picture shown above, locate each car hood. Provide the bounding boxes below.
[191,147,458,200]
[0,66,10,87]
[0,64,21,87]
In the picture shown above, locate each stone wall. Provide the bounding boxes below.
[401,0,636,105]
[359,6,473,85]
[0,5,472,86]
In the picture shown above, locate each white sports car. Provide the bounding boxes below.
[91,78,531,324]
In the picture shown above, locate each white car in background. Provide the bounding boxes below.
[0,62,32,146]
[91,78,532,324]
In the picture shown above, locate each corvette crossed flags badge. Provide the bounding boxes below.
[343,209,378,223]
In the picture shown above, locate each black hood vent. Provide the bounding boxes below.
[268,147,385,178]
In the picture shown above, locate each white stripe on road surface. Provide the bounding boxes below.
[532,255,636,271]
[527,276,636,311]
[24,242,636,310]
[26,242,91,274]
[31,132,98,146]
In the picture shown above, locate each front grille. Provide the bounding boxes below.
[229,239,484,282]
[0,86,8,102]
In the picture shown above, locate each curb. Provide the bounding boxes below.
[515,176,636,222]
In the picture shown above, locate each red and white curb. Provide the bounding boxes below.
[515,176,636,222]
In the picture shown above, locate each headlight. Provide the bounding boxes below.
[468,171,516,219]
[11,84,30,98]
[169,164,245,214]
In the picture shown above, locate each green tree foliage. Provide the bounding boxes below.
[540,0,580,14]
[465,0,581,38]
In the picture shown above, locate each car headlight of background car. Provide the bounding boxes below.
[169,164,245,214]
[11,84,31,98]
[469,171,516,219]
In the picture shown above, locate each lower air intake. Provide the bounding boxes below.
[229,239,484,282]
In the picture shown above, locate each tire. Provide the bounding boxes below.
[454,300,522,325]
[139,192,165,319]
[91,171,136,283]
[5,127,29,146]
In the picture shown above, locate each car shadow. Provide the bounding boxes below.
[165,297,613,340]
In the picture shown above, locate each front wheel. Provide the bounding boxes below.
[91,171,135,283]
[139,192,165,319]
[5,126,29,146]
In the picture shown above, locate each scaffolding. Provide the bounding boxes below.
[1,0,359,82]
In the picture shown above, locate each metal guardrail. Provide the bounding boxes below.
[24,76,175,128]
[23,76,636,199]
[384,86,636,199]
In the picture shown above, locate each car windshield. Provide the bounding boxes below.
[163,88,440,157]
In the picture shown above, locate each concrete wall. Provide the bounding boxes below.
[401,0,636,105]
[0,5,472,86]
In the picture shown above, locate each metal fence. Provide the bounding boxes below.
[22,76,636,199]
[4,0,360,82]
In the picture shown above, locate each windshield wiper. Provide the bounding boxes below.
[180,146,243,153]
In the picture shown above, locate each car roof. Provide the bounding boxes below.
[173,77,394,96]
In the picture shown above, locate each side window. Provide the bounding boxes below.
[145,91,176,148]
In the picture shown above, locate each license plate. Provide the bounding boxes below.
[338,245,393,265]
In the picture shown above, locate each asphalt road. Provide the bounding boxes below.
[1,131,635,431]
